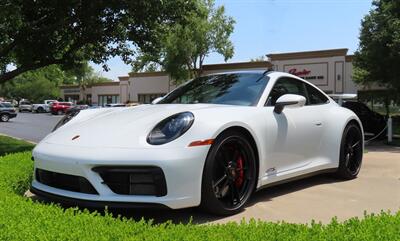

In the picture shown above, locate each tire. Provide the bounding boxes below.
[0,114,10,122]
[37,107,44,113]
[57,110,63,115]
[200,130,257,215]
[335,123,363,179]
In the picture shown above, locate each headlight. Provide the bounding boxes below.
[52,109,80,132]
[147,112,194,145]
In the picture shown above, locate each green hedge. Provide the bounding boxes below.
[0,152,399,240]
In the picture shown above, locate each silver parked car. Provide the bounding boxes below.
[19,100,32,112]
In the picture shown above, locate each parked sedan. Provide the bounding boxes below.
[0,102,17,122]
[65,105,89,115]
[31,71,363,215]
[50,102,73,115]
[342,101,386,136]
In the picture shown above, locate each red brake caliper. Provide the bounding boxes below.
[235,155,244,188]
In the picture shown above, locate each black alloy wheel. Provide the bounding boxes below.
[0,114,10,122]
[336,123,363,179]
[201,130,257,215]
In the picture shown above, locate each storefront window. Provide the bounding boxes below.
[98,95,120,106]
[64,95,79,103]
[138,93,165,104]
[86,94,92,104]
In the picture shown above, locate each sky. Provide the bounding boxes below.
[91,0,373,81]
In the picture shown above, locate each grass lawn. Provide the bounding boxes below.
[0,135,35,156]
[0,137,399,240]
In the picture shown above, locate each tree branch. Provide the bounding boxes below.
[0,59,63,84]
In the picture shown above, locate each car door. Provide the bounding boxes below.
[263,77,327,175]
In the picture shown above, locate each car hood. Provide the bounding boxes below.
[42,104,226,148]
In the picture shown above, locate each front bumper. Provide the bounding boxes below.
[31,142,210,209]
[31,186,169,209]
[9,113,17,118]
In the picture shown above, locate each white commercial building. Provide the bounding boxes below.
[61,48,359,105]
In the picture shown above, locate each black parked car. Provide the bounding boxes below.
[0,102,17,122]
[65,105,89,115]
[342,101,386,136]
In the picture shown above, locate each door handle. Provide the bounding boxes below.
[314,122,322,126]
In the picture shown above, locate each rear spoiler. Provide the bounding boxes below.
[328,94,357,106]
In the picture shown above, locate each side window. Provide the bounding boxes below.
[266,77,307,106]
[305,84,329,105]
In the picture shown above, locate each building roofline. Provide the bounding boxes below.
[267,48,348,61]
[128,71,167,77]
[60,81,120,89]
[91,81,120,87]
[60,85,80,89]
[345,55,354,62]
[118,76,130,81]
[202,61,272,71]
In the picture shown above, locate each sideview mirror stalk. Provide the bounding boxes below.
[273,94,306,114]
[274,101,298,114]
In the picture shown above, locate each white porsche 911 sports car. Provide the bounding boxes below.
[31,71,363,215]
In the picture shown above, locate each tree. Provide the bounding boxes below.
[65,62,111,90]
[0,65,66,102]
[353,0,400,93]
[0,0,196,84]
[0,63,111,103]
[133,0,235,83]
[250,56,267,62]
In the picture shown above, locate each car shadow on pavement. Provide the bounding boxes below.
[29,174,345,225]
[245,174,344,209]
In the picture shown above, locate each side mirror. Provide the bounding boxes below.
[273,94,306,114]
[151,97,164,104]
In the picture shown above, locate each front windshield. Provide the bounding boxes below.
[1,103,13,108]
[158,73,269,106]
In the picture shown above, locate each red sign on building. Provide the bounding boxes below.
[288,68,311,76]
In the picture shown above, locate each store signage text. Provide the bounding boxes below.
[288,68,311,76]
[288,68,324,80]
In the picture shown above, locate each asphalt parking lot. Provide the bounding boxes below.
[3,112,400,224]
[0,112,62,143]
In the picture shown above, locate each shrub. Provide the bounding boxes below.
[0,152,399,240]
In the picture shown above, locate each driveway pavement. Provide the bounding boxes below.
[4,113,400,224]
[0,112,62,143]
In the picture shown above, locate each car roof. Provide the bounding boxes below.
[204,70,272,76]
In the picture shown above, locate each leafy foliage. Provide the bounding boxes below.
[250,56,267,62]
[0,65,66,102]
[133,0,235,83]
[0,0,196,84]
[353,0,400,92]
[64,62,112,89]
[0,147,399,240]
[0,63,110,102]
